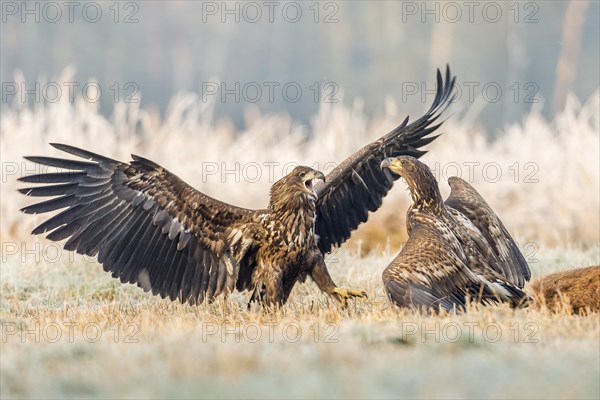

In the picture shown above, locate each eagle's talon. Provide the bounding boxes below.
[333,287,368,307]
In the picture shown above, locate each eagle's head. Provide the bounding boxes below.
[380,156,443,212]
[285,166,326,198]
[269,166,325,211]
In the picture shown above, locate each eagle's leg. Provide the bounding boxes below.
[310,258,367,307]
[264,276,285,307]
[247,284,267,309]
[248,278,285,309]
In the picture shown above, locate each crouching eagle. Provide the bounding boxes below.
[19,67,455,306]
[380,156,530,311]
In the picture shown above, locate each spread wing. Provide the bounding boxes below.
[445,176,531,287]
[19,143,260,304]
[314,66,456,253]
[382,221,500,312]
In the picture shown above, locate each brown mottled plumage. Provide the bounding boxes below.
[19,67,455,306]
[380,156,530,312]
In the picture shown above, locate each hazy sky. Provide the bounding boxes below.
[2,1,599,134]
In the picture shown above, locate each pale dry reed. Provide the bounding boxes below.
[1,70,598,250]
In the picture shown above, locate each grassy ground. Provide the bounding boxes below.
[1,246,598,399]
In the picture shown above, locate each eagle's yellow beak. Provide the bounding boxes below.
[380,157,400,173]
[303,170,325,196]
[314,171,326,183]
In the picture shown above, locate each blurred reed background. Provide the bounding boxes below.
[1,0,599,253]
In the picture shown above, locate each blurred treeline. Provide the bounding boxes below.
[2,1,598,134]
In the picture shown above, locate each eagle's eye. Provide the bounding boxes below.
[299,171,306,178]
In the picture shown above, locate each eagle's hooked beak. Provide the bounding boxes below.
[303,170,325,196]
[380,157,400,173]
[315,171,326,183]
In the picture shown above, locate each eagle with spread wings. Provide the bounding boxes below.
[19,67,455,307]
[380,156,531,311]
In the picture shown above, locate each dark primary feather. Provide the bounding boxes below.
[19,143,258,304]
[315,65,456,253]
